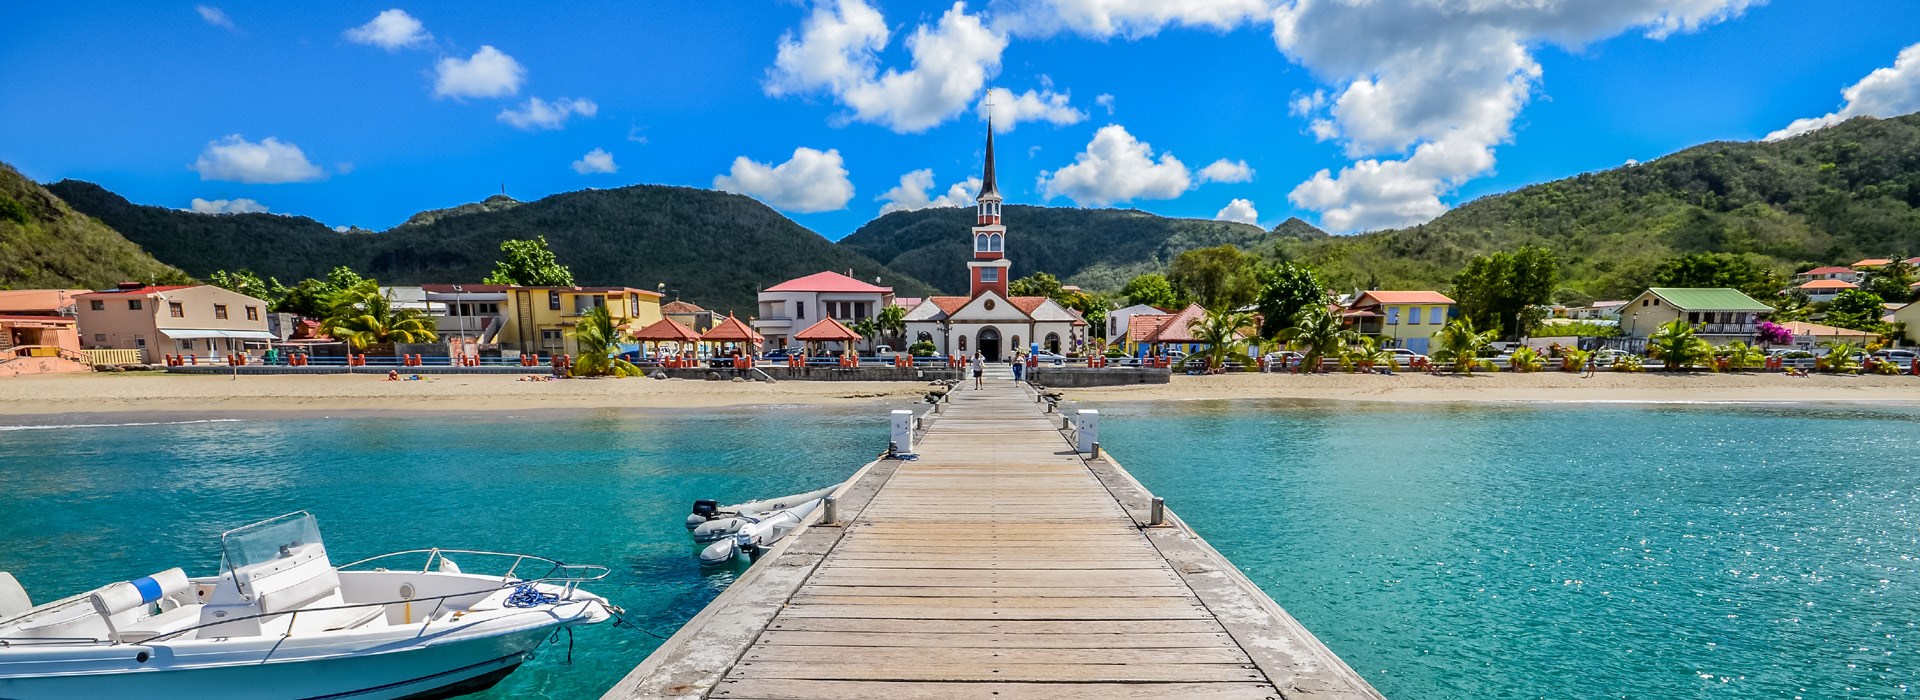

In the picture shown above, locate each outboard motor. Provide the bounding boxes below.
[686,500,721,530]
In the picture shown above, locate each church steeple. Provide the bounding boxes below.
[967,116,1009,297]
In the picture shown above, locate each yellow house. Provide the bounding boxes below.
[500,286,663,356]
[1344,291,1454,354]
[1894,302,1920,345]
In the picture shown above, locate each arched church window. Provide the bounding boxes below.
[1046,333,1061,353]
[975,234,990,252]
[989,233,1003,252]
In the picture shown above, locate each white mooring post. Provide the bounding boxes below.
[1076,409,1100,453]
[890,409,914,454]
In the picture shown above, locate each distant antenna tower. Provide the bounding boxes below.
[500,182,507,196]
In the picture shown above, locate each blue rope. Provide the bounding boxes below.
[504,582,562,608]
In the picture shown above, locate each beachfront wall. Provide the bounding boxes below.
[500,286,664,357]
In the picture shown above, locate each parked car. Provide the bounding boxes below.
[1027,350,1067,366]
[760,347,804,361]
[1870,349,1915,369]
[1382,348,1428,366]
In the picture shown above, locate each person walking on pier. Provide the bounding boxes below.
[1011,352,1025,384]
[971,352,984,389]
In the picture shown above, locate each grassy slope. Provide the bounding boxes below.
[0,164,184,289]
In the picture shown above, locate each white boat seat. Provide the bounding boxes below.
[0,572,29,618]
[115,603,205,643]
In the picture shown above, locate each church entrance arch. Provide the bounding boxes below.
[977,326,1002,362]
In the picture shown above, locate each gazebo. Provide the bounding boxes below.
[630,317,702,360]
[794,317,862,357]
[701,314,765,358]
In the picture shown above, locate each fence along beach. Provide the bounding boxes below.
[607,365,1381,699]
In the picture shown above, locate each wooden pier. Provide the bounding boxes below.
[607,368,1383,699]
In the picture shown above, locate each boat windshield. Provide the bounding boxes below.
[220,511,325,573]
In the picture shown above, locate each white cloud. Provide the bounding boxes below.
[1197,158,1253,183]
[571,148,618,175]
[979,87,1087,131]
[627,126,649,144]
[994,0,1270,39]
[333,225,351,233]
[1214,198,1258,225]
[1038,124,1191,206]
[195,5,234,30]
[714,147,855,213]
[497,97,598,130]
[878,169,980,214]
[345,9,432,50]
[188,197,267,214]
[1265,0,1758,231]
[766,0,1009,133]
[433,45,525,99]
[1767,42,1920,141]
[192,135,325,184]
[1095,93,1115,115]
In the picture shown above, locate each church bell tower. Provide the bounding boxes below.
[967,118,1010,298]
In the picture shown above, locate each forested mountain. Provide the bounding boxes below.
[47,181,933,314]
[1279,113,1920,299]
[839,205,1281,293]
[0,165,185,290]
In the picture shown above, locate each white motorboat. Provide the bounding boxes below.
[699,498,822,566]
[687,483,840,542]
[0,511,615,699]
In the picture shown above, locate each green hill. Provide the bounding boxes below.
[0,164,185,290]
[46,181,934,314]
[1279,113,1920,299]
[838,205,1282,293]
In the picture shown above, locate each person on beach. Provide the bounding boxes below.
[1583,354,1598,378]
[386,369,400,381]
[971,352,985,389]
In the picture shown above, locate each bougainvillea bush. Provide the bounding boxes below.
[1756,320,1794,345]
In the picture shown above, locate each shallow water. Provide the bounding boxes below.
[2,400,1916,698]
[1090,399,1920,699]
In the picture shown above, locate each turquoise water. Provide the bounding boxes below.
[2,401,1917,698]
[1092,400,1920,699]
[0,405,915,699]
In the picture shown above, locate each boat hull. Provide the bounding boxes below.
[0,623,559,699]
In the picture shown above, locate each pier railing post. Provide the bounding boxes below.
[1149,496,1165,527]
[822,496,837,526]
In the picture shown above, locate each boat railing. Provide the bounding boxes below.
[338,548,612,594]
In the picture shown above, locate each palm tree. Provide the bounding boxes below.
[850,317,879,352]
[1433,317,1497,374]
[1717,341,1765,370]
[1508,346,1544,372]
[322,280,438,350]
[570,305,644,377]
[1646,320,1713,371]
[1818,340,1862,373]
[1279,306,1354,373]
[1188,308,1255,372]
[876,304,908,348]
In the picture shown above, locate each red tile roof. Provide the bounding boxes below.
[928,296,969,315]
[1853,258,1892,268]
[1356,290,1454,305]
[794,317,863,342]
[78,285,196,297]
[1008,296,1048,315]
[630,316,702,342]
[701,314,765,343]
[1128,315,1171,342]
[892,297,923,309]
[1798,279,1858,289]
[660,300,707,314]
[1148,304,1209,344]
[765,271,892,294]
[1802,266,1853,275]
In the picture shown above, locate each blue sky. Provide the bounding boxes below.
[2,1,1917,240]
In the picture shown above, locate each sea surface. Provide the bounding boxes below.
[1,400,1916,699]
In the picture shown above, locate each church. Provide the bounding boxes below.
[901,124,1087,362]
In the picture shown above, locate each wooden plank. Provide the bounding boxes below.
[774,604,1218,620]
[794,585,1192,598]
[711,680,1282,700]
[761,617,1228,635]
[723,661,1268,683]
[742,645,1251,665]
[786,595,1207,609]
[753,631,1239,649]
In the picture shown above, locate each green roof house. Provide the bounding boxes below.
[1618,288,1775,341]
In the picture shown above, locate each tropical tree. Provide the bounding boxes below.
[483,236,575,286]
[1560,347,1593,372]
[850,317,879,351]
[1817,340,1863,373]
[1449,246,1558,341]
[1187,308,1256,372]
[1121,273,1184,310]
[1645,319,1714,371]
[208,269,287,306]
[322,280,438,350]
[570,305,644,377]
[1432,317,1498,374]
[1255,262,1327,338]
[275,266,366,318]
[876,304,908,347]
[1865,256,1917,302]
[1508,346,1544,372]
[1717,341,1765,370]
[1653,252,1786,301]
[1279,305,1354,373]
[1825,288,1888,331]
[1168,244,1265,311]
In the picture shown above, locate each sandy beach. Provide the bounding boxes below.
[1,371,1917,416]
